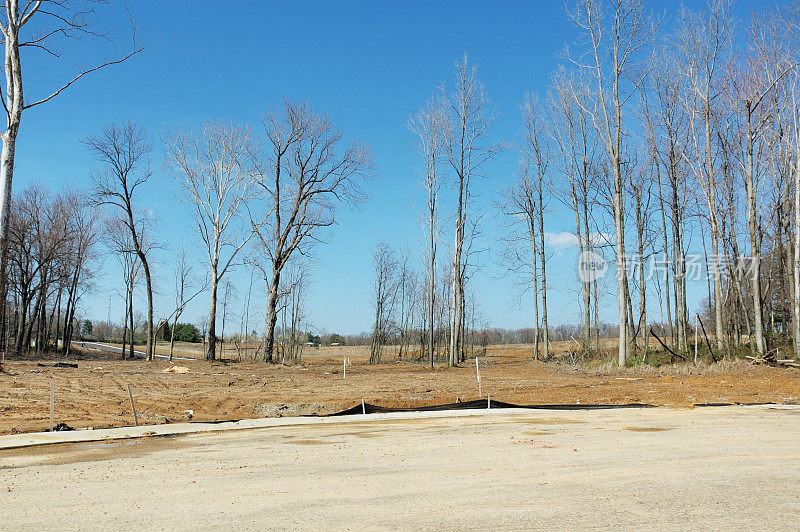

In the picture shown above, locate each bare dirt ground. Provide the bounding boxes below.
[2,405,799,529]
[0,342,798,435]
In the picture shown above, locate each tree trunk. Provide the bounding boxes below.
[13,293,27,353]
[428,240,435,368]
[169,316,178,362]
[24,286,43,353]
[206,274,218,361]
[636,200,647,361]
[137,253,154,361]
[449,232,463,367]
[794,135,800,360]
[369,299,383,364]
[572,184,590,356]
[128,287,134,359]
[261,267,281,363]
[745,105,765,356]
[613,154,628,367]
[703,101,725,353]
[121,288,129,360]
[0,30,23,354]
[537,203,549,360]
[55,291,61,351]
[531,223,540,361]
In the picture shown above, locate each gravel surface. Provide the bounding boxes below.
[2,404,799,529]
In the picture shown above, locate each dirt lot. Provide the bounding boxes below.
[3,405,799,529]
[1,343,799,435]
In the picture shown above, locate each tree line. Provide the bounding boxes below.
[4,1,800,369]
[368,0,800,367]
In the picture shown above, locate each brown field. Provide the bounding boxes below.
[1,341,799,436]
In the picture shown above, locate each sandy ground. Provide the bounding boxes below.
[2,405,799,529]
[1,343,799,435]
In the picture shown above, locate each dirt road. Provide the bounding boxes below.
[2,405,799,529]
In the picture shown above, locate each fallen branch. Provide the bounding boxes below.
[697,316,716,362]
[650,328,686,361]
[745,355,800,368]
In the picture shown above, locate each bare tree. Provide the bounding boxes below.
[6,184,70,353]
[278,262,307,366]
[105,215,141,360]
[678,0,732,353]
[731,11,795,356]
[369,242,398,364]
[521,94,551,360]
[254,101,373,363]
[409,98,446,368]
[0,2,141,345]
[57,190,99,357]
[168,246,204,362]
[165,122,262,361]
[792,72,800,361]
[219,278,236,360]
[88,121,156,361]
[641,46,691,354]
[628,152,654,358]
[567,0,655,366]
[395,252,419,361]
[441,55,503,366]
[550,69,598,356]
[500,161,542,360]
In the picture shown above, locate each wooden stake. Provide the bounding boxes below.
[49,380,54,431]
[487,394,491,409]
[343,356,346,379]
[361,398,366,415]
[127,384,138,427]
[475,357,482,398]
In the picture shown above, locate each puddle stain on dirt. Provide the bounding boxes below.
[0,435,187,469]
[517,417,586,425]
[283,438,343,446]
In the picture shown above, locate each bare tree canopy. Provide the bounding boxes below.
[88,121,156,361]
[440,55,503,367]
[165,121,263,362]
[253,100,373,363]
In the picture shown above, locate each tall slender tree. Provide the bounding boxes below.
[166,122,262,361]
[0,2,140,347]
[567,0,655,366]
[410,98,446,368]
[441,55,503,366]
[88,122,156,361]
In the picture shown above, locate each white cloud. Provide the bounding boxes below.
[544,232,579,249]
[544,231,613,250]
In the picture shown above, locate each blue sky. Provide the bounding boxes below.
[13,0,761,335]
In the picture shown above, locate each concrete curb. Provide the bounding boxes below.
[0,407,539,450]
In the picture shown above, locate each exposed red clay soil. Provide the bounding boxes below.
[1,343,798,435]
